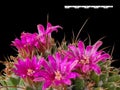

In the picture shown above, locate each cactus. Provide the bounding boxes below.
[0,21,120,90]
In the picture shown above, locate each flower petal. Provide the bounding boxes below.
[41,60,52,72]
[46,22,62,37]
[63,79,71,85]
[47,22,62,33]
[82,65,90,73]
[37,24,45,35]
[78,41,85,54]
[85,45,92,56]
[91,64,101,75]
[91,41,102,54]
[48,55,57,71]
[34,70,49,79]
[42,81,51,90]
[47,22,52,29]
[55,52,61,70]
[95,53,110,63]
[68,45,79,57]
[69,60,78,71]
[34,77,45,82]
[67,72,79,79]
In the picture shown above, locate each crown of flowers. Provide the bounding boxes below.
[0,21,120,90]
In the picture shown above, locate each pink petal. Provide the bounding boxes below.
[68,45,79,57]
[91,41,102,54]
[34,77,45,82]
[26,58,31,68]
[46,22,62,34]
[47,22,52,29]
[38,57,45,66]
[63,79,71,85]
[66,51,76,58]
[95,53,110,63]
[91,64,101,75]
[48,55,57,71]
[37,24,45,35]
[60,57,68,73]
[82,65,90,73]
[55,52,61,69]
[69,60,78,71]
[42,81,51,90]
[78,41,85,54]
[32,56,37,64]
[35,70,49,79]
[54,80,62,86]
[41,60,52,73]
[67,72,79,79]
[85,45,92,56]
[39,35,46,43]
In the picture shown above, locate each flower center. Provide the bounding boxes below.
[27,69,35,76]
[80,56,89,65]
[55,70,62,80]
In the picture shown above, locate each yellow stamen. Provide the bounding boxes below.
[79,56,89,64]
[55,70,62,80]
[27,69,35,76]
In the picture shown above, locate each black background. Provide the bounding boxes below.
[0,4,119,70]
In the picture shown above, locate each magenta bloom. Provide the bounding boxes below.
[36,22,62,50]
[37,22,62,39]
[11,32,38,58]
[66,41,110,74]
[20,32,38,46]
[34,52,78,90]
[11,22,62,57]
[14,56,44,80]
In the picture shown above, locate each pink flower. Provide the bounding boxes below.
[36,22,62,50]
[66,41,110,74]
[37,22,62,38]
[11,22,62,57]
[20,32,38,46]
[13,56,44,80]
[34,52,78,90]
[11,32,38,58]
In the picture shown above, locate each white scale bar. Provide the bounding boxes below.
[64,5,113,9]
